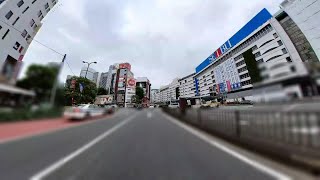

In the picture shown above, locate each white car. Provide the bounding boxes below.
[149,105,155,108]
[168,103,179,108]
[64,104,106,120]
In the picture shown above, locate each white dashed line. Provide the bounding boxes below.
[30,114,137,180]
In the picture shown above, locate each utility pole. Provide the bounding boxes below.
[50,54,67,107]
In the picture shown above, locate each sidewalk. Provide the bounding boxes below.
[0,115,109,143]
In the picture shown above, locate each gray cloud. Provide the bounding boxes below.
[21,0,283,89]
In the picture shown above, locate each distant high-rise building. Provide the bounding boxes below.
[80,67,99,84]
[99,72,109,89]
[136,77,151,106]
[114,63,135,107]
[151,89,160,103]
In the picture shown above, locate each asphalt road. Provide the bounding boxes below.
[0,109,289,180]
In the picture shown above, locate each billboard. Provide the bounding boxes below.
[196,8,272,73]
[127,78,136,88]
[214,58,241,94]
[119,63,131,70]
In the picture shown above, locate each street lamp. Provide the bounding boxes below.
[82,61,97,79]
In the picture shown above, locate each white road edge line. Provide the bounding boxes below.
[163,113,292,180]
[30,114,137,180]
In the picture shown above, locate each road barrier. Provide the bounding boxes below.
[163,108,320,172]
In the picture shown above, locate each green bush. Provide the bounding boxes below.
[0,108,63,122]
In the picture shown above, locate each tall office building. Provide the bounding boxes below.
[136,77,151,106]
[0,0,58,85]
[80,67,99,84]
[114,63,135,107]
[99,72,109,89]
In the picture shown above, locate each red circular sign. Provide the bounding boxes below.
[128,78,136,87]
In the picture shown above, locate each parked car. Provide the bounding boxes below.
[168,103,179,108]
[64,104,106,120]
[149,105,155,108]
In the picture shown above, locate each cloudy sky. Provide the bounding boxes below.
[21,0,283,89]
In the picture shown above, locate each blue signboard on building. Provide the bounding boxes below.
[195,8,272,73]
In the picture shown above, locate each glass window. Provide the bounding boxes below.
[282,48,288,54]
[12,17,20,25]
[30,19,35,27]
[37,10,42,17]
[2,29,10,39]
[45,2,49,9]
[17,0,24,7]
[21,30,28,38]
[13,42,20,50]
[22,6,29,14]
[5,11,13,20]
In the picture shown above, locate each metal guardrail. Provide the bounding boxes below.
[163,108,320,171]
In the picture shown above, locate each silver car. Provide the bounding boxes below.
[64,104,106,120]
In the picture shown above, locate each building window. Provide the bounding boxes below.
[21,29,27,38]
[13,42,20,50]
[241,80,252,86]
[256,59,263,64]
[22,6,29,14]
[37,10,42,17]
[12,17,20,26]
[19,46,24,53]
[2,29,9,39]
[277,40,283,46]
[26,34,31,43]
[282,48,288,54]
[273,33,278,38]
[5,11,13,20]
[255,52,261,58]
[45,2,49,9]
[286,57,292,63]
[30,19,35,27]
[17,0,24,7]
[252,45,258,51]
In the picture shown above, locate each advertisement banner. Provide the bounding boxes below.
[119,63,131,70]
[127,78,136,88]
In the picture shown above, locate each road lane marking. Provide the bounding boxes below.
[30,114,137,180]
[162,112,292,180]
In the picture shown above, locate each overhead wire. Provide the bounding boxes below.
[0,14,77,76]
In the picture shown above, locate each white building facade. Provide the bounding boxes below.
[280,0,320,59]
[195,8,311,102]
[158,78,180,103]
[179,73,196,98]
[151,89,160,103]
[0,0,57,84]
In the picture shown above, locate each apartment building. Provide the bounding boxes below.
[0,0,58,84]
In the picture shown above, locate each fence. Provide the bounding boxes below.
[164,107,320,171]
